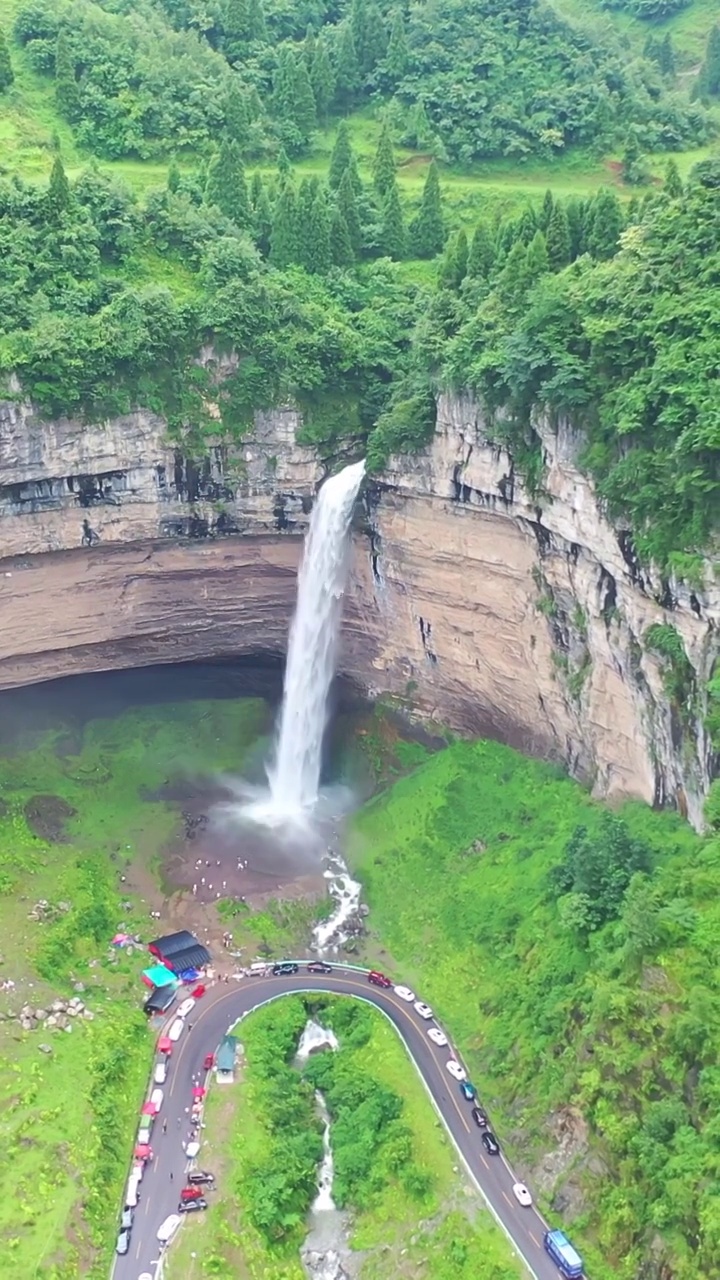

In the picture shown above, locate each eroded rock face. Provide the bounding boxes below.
[0,390,717,826]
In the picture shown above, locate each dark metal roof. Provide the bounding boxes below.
[148,930,199,958]
[217,1035,238,1071]
[143,985,177,1015]
[164,943,211,974]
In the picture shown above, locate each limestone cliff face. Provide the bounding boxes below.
[0,390,717,826]
[346,395,718,829]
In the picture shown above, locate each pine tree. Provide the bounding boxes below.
[525,229,548,280]
[337,167,362,254]
[455,228,469,284]
[699,25,720,96]
[626,197,639,224]
[47,155,71,220]
[311,40,335,124]
[277,147,292,182]
[334,22,360,110]
[466,222,495,280]
[205,139,250,226]
[293,53,317,141]
[498,239,531,310]
[363,2,388,74]
[167,161,181,193]
[254,185,273,257]
[247,0,266,40]
[585,189,623,261]
[439,229,468,290]
[546,201,571,271]
[664,158,683,199]
[225,80,249,147]
[350,0,371,76]
[539,189,554,232]
[518,205,537,245]
[380,182,406,259]
[270,182,299,267]
[303,25,316,71]
[273,47,296,121]
[297,177,316,266]
[307,189,332,273]
[224,0,266,53]
[622,130,646,185]
[659,32,675,77]
[566,198,584,260]
[330,206,354,266]
[329,121,353,189]
[373,123,396,198]
[410,161,444,258]
[385,10,409,83]
[55,31,79,119]
[346,153,363,198]
[0,26,14,92]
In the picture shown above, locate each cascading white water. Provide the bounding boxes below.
[266,460,366,822]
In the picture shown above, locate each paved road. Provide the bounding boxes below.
[112,968,570,1280]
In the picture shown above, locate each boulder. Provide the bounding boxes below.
[51,999,66,1012]
[73,982,85,993]
[34,1009,48,1021]
[20,1017,34,1031]
[38,1043,53,1054]
[46,1014,58,1028]
[82,1009,95,1020]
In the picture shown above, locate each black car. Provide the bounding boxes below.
[187,1170,215,1185]
[481,1131,500,1155]
[272,961,299,976]
[178,1197,208,1214]
[471,1106,489,1129]
[307,961,333,974]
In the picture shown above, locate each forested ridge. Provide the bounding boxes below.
[0,0,719,565]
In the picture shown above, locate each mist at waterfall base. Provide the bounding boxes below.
[212,461,366,936]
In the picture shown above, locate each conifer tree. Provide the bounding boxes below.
[622,129,647,185]
[565,198,584,260]
[526,229,548,279]
[224,0,266,52]
[466,222,494,280]
[205,139,250,226]
[498,239,531,309]
[385,9,409,83]
[47,156,71,220]
[337,167,362,253]
[334,22,360,110]
[626,196,639,224]
[304,25,316,71]
[346,153,363,198]
[372,123,396,198]
[363,2,388,74]
[518,205,537,245]
[455,228,468,283]
[247,0,266,40]
[0,26,14,92]
[546,201,571,271]
[297,178,316,264]
[273,47,296,122]
[585,189,623,261]
[311,40,335,124]
[293,54,317,141]
[270,182,299,267]
[380,182,406,260]
[664,158,683,199]
[699,25,720,96]
[329,121,353,189]
[167,161,181,193]
[250,170,263,207]
[254,185,273,257]
[277,147,292,182]
[330,206,354,266]
[225,80,249,147]
[55,31,79,119]
[350,0,371,76]
[659,33,675,77]
[539,189,554,232]
[439,229,468,290]
[307,189,332,273]
[410,161,444,258]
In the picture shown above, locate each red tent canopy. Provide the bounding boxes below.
[192,1086,206,1099]
[134,1143,152,1160]
[158,1036,172,1053]
[141,1101,158,1116]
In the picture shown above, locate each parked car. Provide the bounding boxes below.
[154,1061,167,1085]
[191,984,206,998]
[120,1207,133,1230]
[168,1018,184,1042]
[307,961,333,974]
[513,1182,532,1207]
[471,1106,489,1128]
[150,1087,164,1111]
[446,1059,467,1081]
[178,1197,208,1214]
[185,1140,200,1159]
[481,1131,500,1156]
[414,1001,433,1019]
[460,1081,477,1101]
[427,1027,448,1047]
[157,1213,181,1242]
[394,984,415,1002]
[187,1170,215,1185]
[180,1186,204,1201]
[116,1228,130,1255]
[272,961,299,975]
[203,1052,215,1071]
[367,971,392,988]
[177,997,195,1019]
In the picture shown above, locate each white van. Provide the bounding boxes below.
[137,1125,152,1147]
[154,1060,167,1085]
[168,1018,184,1042]
[150,1087,164,1112]
[125,1173,140,1208]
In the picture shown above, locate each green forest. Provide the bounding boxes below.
[0,0,719,564]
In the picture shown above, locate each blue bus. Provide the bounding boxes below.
[544,1229,584,1278]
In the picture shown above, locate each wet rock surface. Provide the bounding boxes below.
[23,795,77,842]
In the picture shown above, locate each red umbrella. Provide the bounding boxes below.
[192,1086,206,1099]
[158,1036,172,1054]
[141,1101,157,1116]
[134,1143,152,1160]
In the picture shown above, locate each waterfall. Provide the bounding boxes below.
[267,460,365,823]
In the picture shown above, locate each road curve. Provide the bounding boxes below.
[112,968,567,1280]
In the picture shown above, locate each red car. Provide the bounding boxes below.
[191,984,206,999]
[203,1052,215,1071]
[367,971,392,989]
[180,1185,204,1202]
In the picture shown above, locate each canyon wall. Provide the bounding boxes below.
[0,391,716,826]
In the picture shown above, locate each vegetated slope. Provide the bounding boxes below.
[350,738,720,1280]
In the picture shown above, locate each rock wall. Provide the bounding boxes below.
[0,390,717,826]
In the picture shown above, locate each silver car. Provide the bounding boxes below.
[116,1228,130,1255]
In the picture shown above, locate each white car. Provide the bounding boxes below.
[427,1027,448,1047]
[157,1213,181,1243]
[177,997,195,1019]
[394,985,416,1002]
[168,1017,184,1042]
[154,1061,167,1085]
[186,1140,200,1159]
[446,1059,467,1081]
[150,1087,164,1111]
[414,1001,433,1019]
[513,1182,533,1207]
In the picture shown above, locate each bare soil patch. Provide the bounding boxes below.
[23,794,77,842]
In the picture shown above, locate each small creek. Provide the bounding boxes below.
[296,1019,358,1280]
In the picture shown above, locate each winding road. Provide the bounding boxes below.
[111,966,572,1280]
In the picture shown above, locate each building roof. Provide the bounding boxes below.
[164,943,211,974]
[217,1035,238,1072]
[148,930,199,959]
[142,964,177,988]
[143,985,177,1015]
